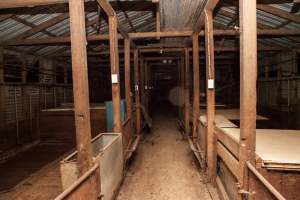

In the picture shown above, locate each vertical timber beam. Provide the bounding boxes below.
[0,47,3,84]
[180,56,185,122]
[192,34,200,141]
[134,49,141,134]
[0,47,4,123]
[239,0,257,195]
[156,3,161,40]
[184,49,190,135]
[69,0,93,175]
[21,54,27,84]
[140,56,145,107]
[124,38,132,120]
[109,15,122,133]
[205,9,217,184]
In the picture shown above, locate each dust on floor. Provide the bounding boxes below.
[117,111,215,200]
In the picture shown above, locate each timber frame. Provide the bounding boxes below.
[0,0,300,199]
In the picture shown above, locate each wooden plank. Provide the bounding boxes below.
[21,54,27,83]
[109,15,122,133]
[124,38,132,120]
[180,56,185,122]
[239,0,257,194]
[0,0,67,8]
[68,0,93,174]
[0,46,3,84]
[96,0,116,16]
[192,34,200,141]
[156,3,161,40]
[215,127,239,158]
[134,49,141,134]
[205,9,217,184]
[184,48,190,135]
[257,4,300,24]
[193,0,220,33]
[216,176,230,200]
[5,29,300,46]
[217,142,240,181]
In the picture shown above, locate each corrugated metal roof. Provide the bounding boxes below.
[0,1,298,56]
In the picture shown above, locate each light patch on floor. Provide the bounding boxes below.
[117,110,214,200]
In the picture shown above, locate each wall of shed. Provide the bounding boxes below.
[258,51,299,112]
[0,52,72,155]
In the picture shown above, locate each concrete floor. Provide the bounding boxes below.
[117,106,215,200]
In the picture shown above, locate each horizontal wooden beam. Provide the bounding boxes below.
[0,1,155,15]
[4,29,300,46]
[193,0,220,33]
[0,0,67,9]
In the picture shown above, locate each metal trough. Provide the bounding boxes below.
[60,133,123,200]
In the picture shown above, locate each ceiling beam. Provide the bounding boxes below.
[193,0,220,33]
[0,0,67,9]
[4,29,300,46]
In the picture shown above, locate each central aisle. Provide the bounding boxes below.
[117,107,214,200]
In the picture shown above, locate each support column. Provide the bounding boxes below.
[109,15,122,133]
[180,56,185,122]
[21,54,27,84]
[184,49,190,135]
[239,0,257,193]
[0,47,3,84]
[205,10,216,184]
[69,0,93,174]
[124,38,132,120]
[192,34,200,141]
[134,49,141,134]
[140,56,145,107]
[0,47,4,123]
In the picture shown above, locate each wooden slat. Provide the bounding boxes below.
[193,0,220,33]
[192,34,200,141]
[205,9,217,184]
[257,4,300,24]
[239,0,257,193]
[69,0,93,175]
[215,127,239,158]
[217,142,240,181]
[4,29,300,46]
[0,46,3,84]
[124,38,132,120]
[184,48,190,135]
[109,15,122,133]
[0,0,67,9]
[134,49,141,134]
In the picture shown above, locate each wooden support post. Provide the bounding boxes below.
[21,54,27,84]
[140,56,145,107]
[0,47,4,123]
[134,49,141,134]
[124,38,132,120]
[0,47,3,84]
[184,49,190,135]
[205,9,216,184]
[192,34,200,141]
[239,0,257,194]
[109,15,122,133]
[180,56,185,122]
[144,61,149,112]
[69,0,93,175]
[156,3,161,40]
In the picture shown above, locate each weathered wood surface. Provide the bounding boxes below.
[69,0,93,175]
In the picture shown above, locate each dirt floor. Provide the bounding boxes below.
[0,142,72,200]
[117,106,217,200]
